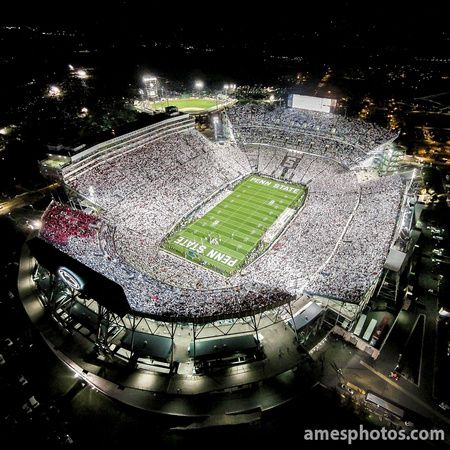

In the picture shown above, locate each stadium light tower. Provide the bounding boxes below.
[224,83,236,95]
[194,80,204,91]
[142,75,159,101]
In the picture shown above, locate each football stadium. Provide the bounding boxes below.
[18,95,411,415]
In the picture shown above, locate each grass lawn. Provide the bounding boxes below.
[163,176,306,276]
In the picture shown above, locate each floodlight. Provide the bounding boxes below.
[194,80,204,90]
[76,69,88,79]
[48,85,61,97]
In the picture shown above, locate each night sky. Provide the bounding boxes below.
[1,0,447,53]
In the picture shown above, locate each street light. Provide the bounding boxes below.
[48,85,62,97]
[76,69,88,79]
[437,274,444,294]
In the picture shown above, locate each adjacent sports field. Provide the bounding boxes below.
[150,98,221,111]
[163,176,306,276]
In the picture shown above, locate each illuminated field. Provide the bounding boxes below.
[163,176,306,276]
[150,98,222,111]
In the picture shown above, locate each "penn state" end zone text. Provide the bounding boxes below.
[173,236,239,267]
[250,177,301,194]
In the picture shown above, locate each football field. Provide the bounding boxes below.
[163,176,306,276]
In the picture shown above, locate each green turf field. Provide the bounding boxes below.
[163,176,306,276]
[150,98,221,111]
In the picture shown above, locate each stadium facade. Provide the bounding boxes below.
[19,103,415,415]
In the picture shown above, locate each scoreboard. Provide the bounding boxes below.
[288,94,337,113]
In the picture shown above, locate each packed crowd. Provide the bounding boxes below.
[227,104,397,152]
[41,220,292,320]
[40,203,99,246]
[63,116,194,182]
[36,111,405,319]
[305,175,403,302]
[234,142,403,303]
[62,125,254,293]
[235,125,367,167]
[67,129,249,211]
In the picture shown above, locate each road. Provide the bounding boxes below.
[0,183,59,215]
[316,336,450,431]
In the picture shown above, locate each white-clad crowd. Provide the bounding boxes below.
[38,105,403,320]
[305,175,403,302]
[40,207,291,320]
[227,104,397,153]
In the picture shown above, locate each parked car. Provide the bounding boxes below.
[28,396,39,409]
[18,374,28,386]
[21,403,32,414]
[63,434,74,445]
[339,383,355,395]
